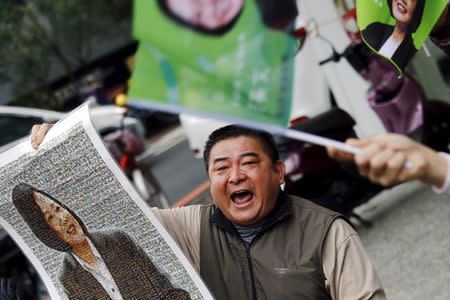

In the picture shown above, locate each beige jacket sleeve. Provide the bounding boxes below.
[151,206,202,273]
[323,219,386,300]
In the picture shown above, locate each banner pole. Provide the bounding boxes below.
[128,100,412,168]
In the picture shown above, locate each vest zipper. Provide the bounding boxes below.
[244,244,257,300]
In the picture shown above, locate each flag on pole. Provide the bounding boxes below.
[128,0,297,126]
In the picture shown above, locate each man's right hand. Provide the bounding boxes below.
[30,123,53,149]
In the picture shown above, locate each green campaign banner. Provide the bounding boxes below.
[356,0,448,72]
[128,0,297,126]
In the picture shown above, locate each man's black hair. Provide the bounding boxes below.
[203,125,280,172]
[156,0,243,36]
[11,183,88,252]
[387,0,425,33]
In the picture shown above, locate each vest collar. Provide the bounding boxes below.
[210,191,293,238]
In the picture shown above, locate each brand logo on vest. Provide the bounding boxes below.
[274,267,289,275]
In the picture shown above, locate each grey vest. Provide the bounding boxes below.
[200,193,342,300]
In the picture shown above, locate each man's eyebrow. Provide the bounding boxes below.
[212,157,228,165]
[212,152,259,165]
[240,152,259,159]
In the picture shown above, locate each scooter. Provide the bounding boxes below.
[279,17,415,223]
[283,8,450,223]
[281,107,383,226]
[102,97,171,209]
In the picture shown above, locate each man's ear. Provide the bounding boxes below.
[276,160,286,185]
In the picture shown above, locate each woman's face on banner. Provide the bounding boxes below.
[33,191,86,247]
[392,0,417,25]
[165,0,244,30]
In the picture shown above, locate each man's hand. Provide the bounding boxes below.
[327,133,448,188]
[30,123,53,149]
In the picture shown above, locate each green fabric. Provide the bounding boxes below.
[129,0,296,126]
[356,0,448,73]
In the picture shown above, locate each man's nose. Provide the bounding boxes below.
[228,166,246,184]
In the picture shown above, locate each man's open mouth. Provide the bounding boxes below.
[231,190,254,205]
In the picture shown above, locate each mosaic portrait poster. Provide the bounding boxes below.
[128,0,298,126]
[356,0,448,72]
[0,104,213,300]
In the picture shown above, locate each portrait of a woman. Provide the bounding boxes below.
[362,0,426,69]
[12,183,190,300]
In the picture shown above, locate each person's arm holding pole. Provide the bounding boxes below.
[327,133,449,194]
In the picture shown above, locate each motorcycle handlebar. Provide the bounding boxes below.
[319,49,343,66]
[319,56,337,66]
